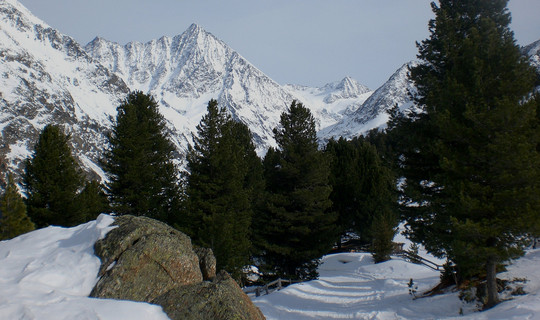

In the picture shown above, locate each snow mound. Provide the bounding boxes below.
[0,214,169,320]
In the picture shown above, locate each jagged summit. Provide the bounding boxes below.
[184,23,206,36]
[323,76,371,103]
[85,22,233,94]
[85,23,294,153]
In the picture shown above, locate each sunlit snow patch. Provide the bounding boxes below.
[0,214,169,320]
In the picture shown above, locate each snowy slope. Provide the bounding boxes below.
[0,0,129,178]
[524,39,540,71]
[0,214,169,320]
[319,61,417,140]
[283,77,372,131]
[524,39,540,92]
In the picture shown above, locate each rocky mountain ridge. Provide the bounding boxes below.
[84,23,376,154]
[1,0,539,181]
[0,0,128,178]
[0,0,380,180]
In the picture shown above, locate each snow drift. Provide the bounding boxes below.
[0,214,169,320]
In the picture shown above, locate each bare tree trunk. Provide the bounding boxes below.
[485,258,500,309]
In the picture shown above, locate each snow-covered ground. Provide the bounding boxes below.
[253,248,540,319]
[1,215,539,319]
[0,214,168,320]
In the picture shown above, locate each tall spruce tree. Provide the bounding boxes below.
[102,91,180,224]
[23,125,88,227]
[0,175,34,240]
[396,0,540,308]
[256,101,337,280]
[325,137,396,246]
[184,99,263,279]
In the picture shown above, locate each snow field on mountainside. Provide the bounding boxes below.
[0,214,169,320]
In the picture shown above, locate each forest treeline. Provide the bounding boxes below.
[0,93,397,281]
[1,0,539,310]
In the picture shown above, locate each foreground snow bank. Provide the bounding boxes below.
[253,250,540,319]
[0,214,169,320]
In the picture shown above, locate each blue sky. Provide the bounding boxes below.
[17,0,540,89]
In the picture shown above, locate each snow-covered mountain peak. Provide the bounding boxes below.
[323,76,371,103]
[283,77,373,132]
[85,23,296,154]
[84,23,235,97]
[318,61,418,141]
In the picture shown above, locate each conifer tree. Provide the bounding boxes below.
[185,99,263,278]
[325,137,396,246]
[257,101,337,280]
[23,125,87,227]
[370,210,397,263]
[102,91,180,224]
[0,175,34,240]
[395,0,540,308]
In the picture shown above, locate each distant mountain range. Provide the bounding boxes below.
[1,0,539,179]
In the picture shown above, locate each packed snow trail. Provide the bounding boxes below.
[253,251,540,319]
[0,214,169,320]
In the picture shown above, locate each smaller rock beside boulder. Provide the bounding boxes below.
[194,247,217,281]
[154,270,265,320]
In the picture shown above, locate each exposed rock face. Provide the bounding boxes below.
[90,215,265,320]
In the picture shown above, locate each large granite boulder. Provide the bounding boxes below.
[90,215,265,320]
[90,215,202,302]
